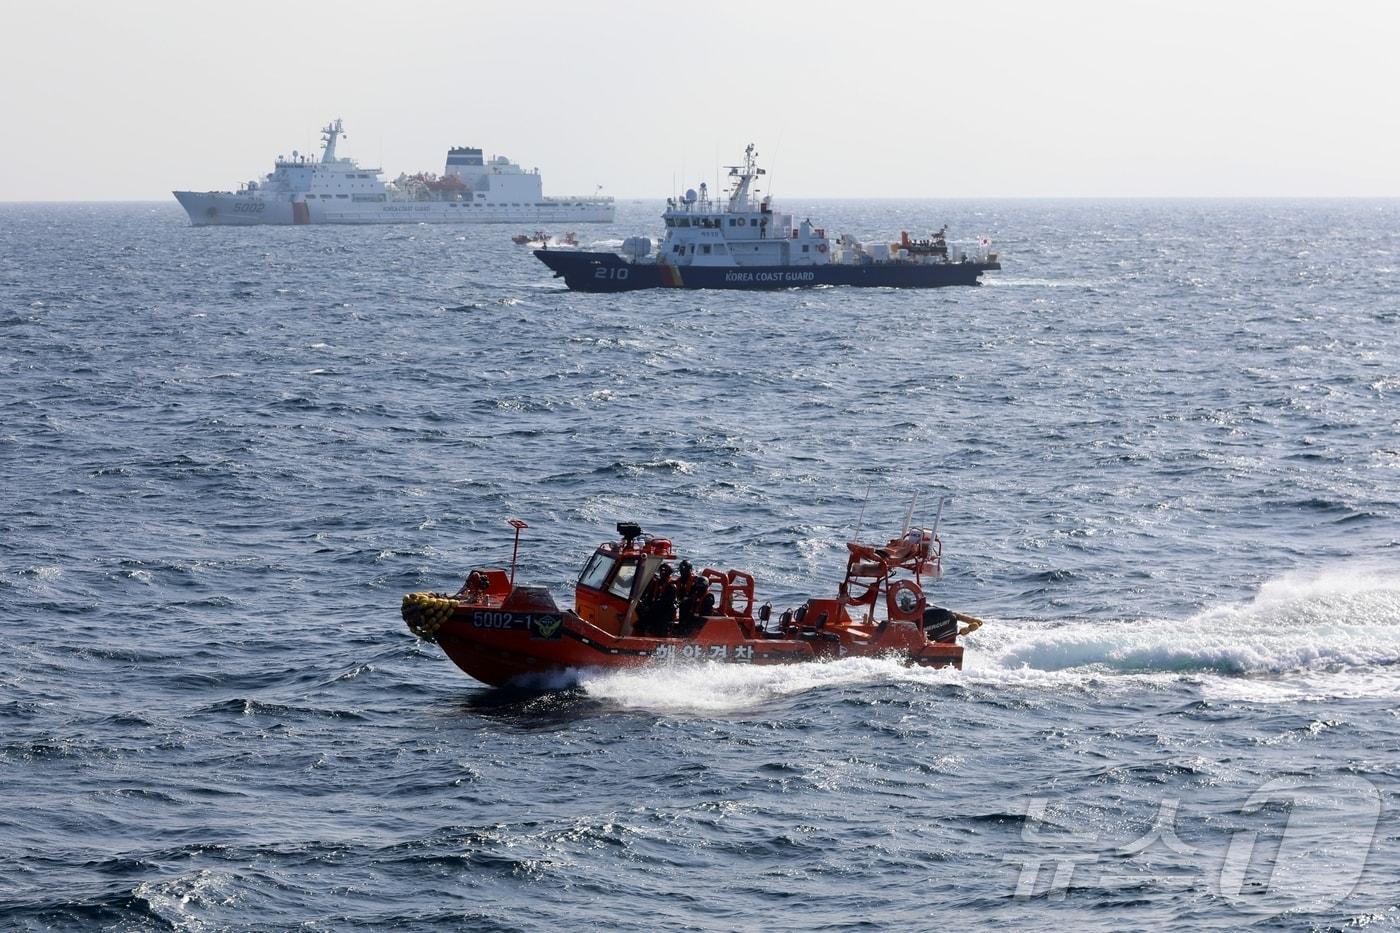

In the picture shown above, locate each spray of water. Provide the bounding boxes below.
[567,564,1400,712]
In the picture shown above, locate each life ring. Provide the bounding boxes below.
[816,243,827,254]
[886,579,924,621]
[737,217,746,226]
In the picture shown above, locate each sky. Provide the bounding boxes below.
[1,0,1397,200]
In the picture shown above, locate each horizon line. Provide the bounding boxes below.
[5,194,1400,205]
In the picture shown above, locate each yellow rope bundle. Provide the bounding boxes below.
[401,592,458,640]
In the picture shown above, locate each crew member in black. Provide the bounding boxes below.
[698,587,717,623]
[675,561,710,635]
[675,561,695,620]
[640,563,678,636]
[456,571,486,602]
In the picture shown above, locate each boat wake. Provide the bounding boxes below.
[573,654,953,712]
[982,563,1400,677]
[567,564,1400,712]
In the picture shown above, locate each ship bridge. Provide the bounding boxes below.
[657,144,831,268]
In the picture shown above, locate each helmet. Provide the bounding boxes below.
[677,559,693,577]
[658,563,673,578]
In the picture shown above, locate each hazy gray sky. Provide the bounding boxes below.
[2,0,1397,200]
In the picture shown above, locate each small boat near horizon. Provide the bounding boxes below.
[511,230,579,247]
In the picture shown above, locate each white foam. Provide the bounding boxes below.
[985,564,1400,678]
[134,868,242,930]
[571,564,1400,711]
[576,655,958,713]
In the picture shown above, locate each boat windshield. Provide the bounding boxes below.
[607,559,639,599]
[578,552,613,591]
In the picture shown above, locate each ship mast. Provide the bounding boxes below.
[725,142,765,211]
[320,118,344,163]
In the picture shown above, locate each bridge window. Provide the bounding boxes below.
[607,560,639,599]
[578,552,613,591]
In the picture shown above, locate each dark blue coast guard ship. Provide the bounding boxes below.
[534,144,999,292]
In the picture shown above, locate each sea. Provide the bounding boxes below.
[2,198,1398,931]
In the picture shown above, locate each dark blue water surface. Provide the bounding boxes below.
[3,199,1399,931]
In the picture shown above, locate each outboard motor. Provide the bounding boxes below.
[923,606,958,643]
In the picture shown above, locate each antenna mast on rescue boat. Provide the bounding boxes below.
[507,518,528,584]
[931,495,949,541]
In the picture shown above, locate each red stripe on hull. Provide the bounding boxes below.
[428,610,961,688]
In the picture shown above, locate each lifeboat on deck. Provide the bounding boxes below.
[402,519,984,688]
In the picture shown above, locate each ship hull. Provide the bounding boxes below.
[534,249,997,291]
[420,606,963,689]
[173,191,614,227]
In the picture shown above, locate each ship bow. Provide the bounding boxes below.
[532,249,647,291]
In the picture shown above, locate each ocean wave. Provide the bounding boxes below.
[9,199,1400,929]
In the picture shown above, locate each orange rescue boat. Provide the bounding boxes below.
[402,519,984,688]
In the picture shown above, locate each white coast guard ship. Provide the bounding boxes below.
[173,119,614,227]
